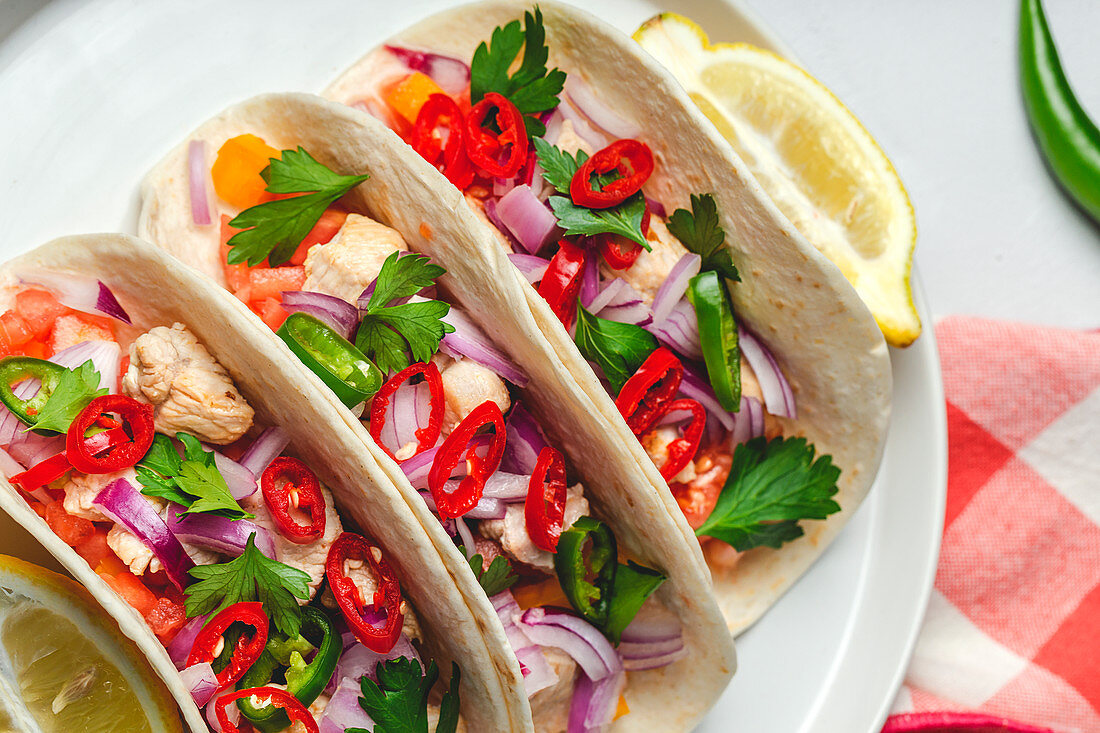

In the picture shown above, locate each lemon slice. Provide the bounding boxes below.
[0,555,181,732]
[634,14,921,347]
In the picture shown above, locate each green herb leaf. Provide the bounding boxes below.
[226,147,368,267]
[574,304,658,393]
[667,194,740,281]
[549,194,648,248]
[695,437,842,552]
[185,533,312,637]
[177,460,251,520]
[602,561,666,645]
[460,547,518,596]
[366,253,448,310]
[351,657,460,733]
[533,136,586,195]
[29,360,107,434]
[137,433,251,519]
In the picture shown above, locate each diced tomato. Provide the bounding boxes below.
[669,445,731,530]
[101,570,158,616]
[512,577,571,610]
[48,314,115,354]
[74,527,113,567]
[249,267,306,301]
[146,596,187,643]
[211,134,279,209]
[94,554,128,578]
[15,289,71,339]
[220,217,253,293]
[289,208,347,265]
[253,297,289,331]
[18,340,49,359]
[0,311,33,354]
[385,72,446,125]
[29,500,47,519]
[44,501,95,546]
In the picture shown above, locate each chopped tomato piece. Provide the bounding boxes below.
[44,501,95,546]
[385,72,447,125]
[29,500,47,518]
[249,267,306,301]
[101,570,157,616]
[15,289,70,339]
[512,577,571,610]
[146,596,187,643]
[211,134,279,209]
[94,554,128,577]
[220,216,253,292]
[0,311,33,354]
[18,340,49,359]
[48,314,115,354]
[289,208,347,265]
[254,297,289,331]
[74,527,113,567]
[669,445,731,530]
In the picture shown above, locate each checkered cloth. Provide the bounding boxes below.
[882,317,1100,733]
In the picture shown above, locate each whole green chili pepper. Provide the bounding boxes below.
[277,312,382,408]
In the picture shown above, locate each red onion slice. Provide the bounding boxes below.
[454,517,476,556]
[238,427,290,477]
[493,591,557,697]
[730,396,765,445]
[180,662,218,707]
[507,253,550,284]
[379,379,432,458]
[500,402,548,475]
[556,98,611,151]
[332,635,420,690]
[495,185,560,255]
[0,445,25,476]
[678,366,735,432]
[621,646,687,671]
[519,607,621,681]
[543,109,565,147]
[738,326,796,418]
[166,614,208,669]
[49,340,122,393]
[281,291,359,340]
[166,507,276,559]
[188,140,212,227]
[211,451,257,501]
[93,479,195,591]
[579,253,600,308]
[650,254,701,325]
[206,687,241,732]
[567,668,626,733]
[644,197,668,219]
[441,307,529,387]
[481,472,531,502]
[422,487,506,520]
[384,45,470,95]
[564,75,642,140]
[320,677,376,732]
[18,274,132,324]
[646,297,702,360]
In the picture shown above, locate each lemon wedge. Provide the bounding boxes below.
[0,555,181,732]
[634,14,921,346]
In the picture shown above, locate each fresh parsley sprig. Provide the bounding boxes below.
[695,436,841,551]
[355,252,455,374]
[667,194,740,281]
[350,657,461,733]
[459,546,518,596]
[185,533,312,637]
[470,7,566,138]
[30,360,106,434]
[574,304,658,393]
[226,147,369,267]
[137,433,251,520]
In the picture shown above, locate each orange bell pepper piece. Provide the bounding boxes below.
[385,72,446,125]
[211,134,279,209]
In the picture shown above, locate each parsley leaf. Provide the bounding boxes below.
[355,252,454,374]
[667,194,740,281]
[185,533,312,637]
[177,460,249,519]
[459,547,518,596]
[574,304,658,393]
[351,658,460,733]
[226,147,369,267]
[695,437,842,552]
[137,433,251,520]
[532,136,584,195]
[470,8,566,138]
[30,361,107,434]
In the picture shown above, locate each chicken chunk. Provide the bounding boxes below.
[480,484,588,571]
[436,355,511,435]
[63,468,137,521]
[605,217,691,305]
[303,214,408,303]
[105,494,167,575]
[122,323,253,445]
[529,646,579,732]
[554,119,594,158]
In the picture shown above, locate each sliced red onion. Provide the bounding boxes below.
[645,197,668,219]
[481,198,524,252]
[238,427,290,477]
[493,176,515,198]
[281,291,359,340]
[618,636,683,658]
[731,396,765,445]
[507,253,550,284]
[454,516,476,555]
[187,140,212,227]
[493,591,557,697]
[320,677,376,733]
[332,635,420,689]
[568,668,625,733]
[166,507,276,560]
[0,379,40,446]
[0,445,26,476]
[19,274,132,324]
[378,380,432,458]
[579,253,600,308]
[500,402,548,475]
[166,614,208,669]
[212,451,257,500]
[6,431,63,469]
[206,687,241,732]
[422,487,506,520]
[621,647,687,671]
[678,366,735,432]
[93,479,194,591]
[617,601,685,670]
[556,98,611,151]
[543,109,565,146]
[564,75,641,140]
[441,307,529,387]
[481,472,530,502]
[738,326,796,419]
[646,297,702,360]
[384,45,469,95]
[49,340,122,394]
[650,254,701,325]
[496,185,560,255]
[519,607,621,682]
[180,662,218,707]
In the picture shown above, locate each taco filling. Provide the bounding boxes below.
[0,282,462,733]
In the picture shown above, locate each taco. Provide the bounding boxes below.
[322,0,893,634]
[0,235,531,732]
[139,91,735,731]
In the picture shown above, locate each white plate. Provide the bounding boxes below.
[0,1,947,731]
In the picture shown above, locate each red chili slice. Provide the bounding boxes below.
[615,347,684,435]
[643,399,706,481]
[9,427,129,492]
[369,361,445,462]
[65,395,154,474]
[186,601,269,688]
[596,200,652,270]
[524,446,568,553]
[465,92,529,178]
[215,686,318,733]
[537,239,588,328]
[427,400,507,519]
[325,532,404,653]
[260,457,326,544]
[570,139,654,209]
[413,93,475,189]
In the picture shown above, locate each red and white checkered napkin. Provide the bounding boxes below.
[883,316,1100,733]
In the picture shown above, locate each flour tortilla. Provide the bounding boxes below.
[0,235,523,733]
[140,92,736,731]
[323,0,893,635]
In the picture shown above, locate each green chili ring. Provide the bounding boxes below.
[278,312,382,408]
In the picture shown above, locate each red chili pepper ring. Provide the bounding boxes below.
[261,457,326,544]
[615,347,684,435]
[325,532,404,653]
[215,686,318,733]
[65,395,154,474]
[643,399,706,481]
[525,446,568,553]
[466,92,529,179]
[427,400,507,519]
[186,601,269,688]
[570,139,654,209]
[369,361,445,462]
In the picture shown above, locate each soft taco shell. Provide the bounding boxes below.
[324,0,893,634]
[0,235,524,733]
[139,92,736,731]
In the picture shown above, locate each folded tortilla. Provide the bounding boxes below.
[139,92,736,731]
[0,235,524,732]
[323,0,893,635]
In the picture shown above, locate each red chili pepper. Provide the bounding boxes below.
[9,427,130,492]
[465,92,529,178]
[427,401,507,519]
[643,399,706,481]
[537,239,589,328]
[65,395,154,474]
[570,139,654,209]
[616,347,684,435]
[260,457,326,544]
[369,361,445,462]
[186,601,269,688]
[414,94,475,189]
[596,200,651,270]
[215,687,317,733]
[325,532,404,653]
[524,446,568,553]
